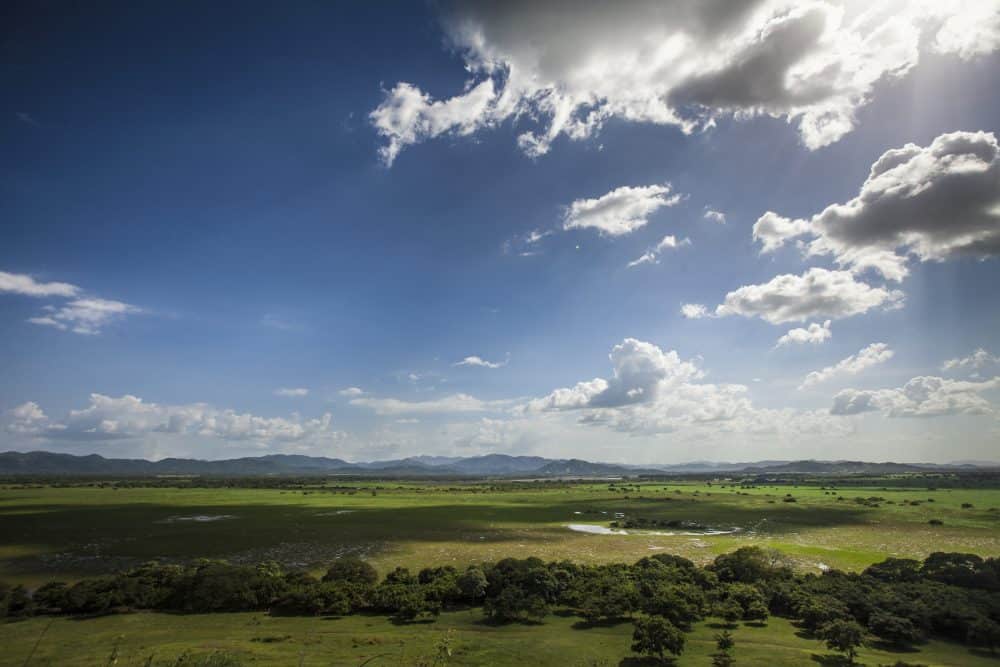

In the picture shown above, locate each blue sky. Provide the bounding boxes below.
[3,0,1000,463]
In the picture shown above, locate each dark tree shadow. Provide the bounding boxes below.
[809,654,855,667]
[619,658,676,666]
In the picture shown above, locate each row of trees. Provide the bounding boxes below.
[2,548,999,662]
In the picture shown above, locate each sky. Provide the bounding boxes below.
[2,0,1000,464]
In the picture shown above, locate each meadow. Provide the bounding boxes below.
[1,476,999,586]
[2,475,999,666]
[2,608,997,666]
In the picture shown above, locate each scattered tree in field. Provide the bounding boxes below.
[715,630,735,652]
[820,619,865,664]
[631,616,685,663]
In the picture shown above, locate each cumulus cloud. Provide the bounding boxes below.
[454,355,507,369]
[703,209,727,224]
[942,348,1000,374]
[627,235,691,267]
[523,337,849,438]
[371,1,999,162]
[563,183,681,236]
[350,393,508,415]
[753,131,1000,281]
[4,402,49,435]
[274,387,309,397]
[800,342,893,389]
[0,271,80,298]
[5,394,339,444]
[338,387,366,397]
[27,298,142,335]
[776,320,832,347]
[831,375,1000,417]
[710,267,904,324]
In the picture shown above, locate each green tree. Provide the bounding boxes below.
[631,617,685,663]
[868,611,922,647]
[715,630,735,652]
[968,617,1000,654]
[322,557,378,586]
[820,619,865,664]
[714,599,743,626]
[456,567,488,601]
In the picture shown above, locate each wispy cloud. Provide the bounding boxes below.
[800,343,894,389]
[0,270,79,298]
[454,354,508,369]
[274,387,309,397]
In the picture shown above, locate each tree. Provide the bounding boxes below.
[456,567,488,601]
[322,557,378,586]
[968,617,1000,654]
[641,583,704,630]
[714,599,743,627]
[631,617,685,663]
[715,630,735,652]
[820,619,865,664]
[868,611,922,647]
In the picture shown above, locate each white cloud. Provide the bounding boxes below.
[627,235,691,267]
[800,342,893,389]
[943,348,1000,372]
[4,402,49,435]
[832,375,1000,417]
[454,355,507,369]
[524,337,849,437]
[274,387,309,397]
[703,209,727,224]
[350,393,507,415]
[776,320,832,347]
[753,131,1000,281]
[28,298,142,335]
[503,228,553,256]
[752,212,813,253]
[371,1,999,161]
[564,183,681,237]
[370,79,497,166]
[6,394,339,445]
[711,267,904,324]
[680,303,709,319]
[338,387,366,397]
[1,269,143,335]
[0,271,80,297]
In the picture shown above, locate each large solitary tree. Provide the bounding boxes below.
[631,616,685,663]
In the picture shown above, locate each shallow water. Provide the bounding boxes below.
[566,523,628,535]
[159,514,236,523]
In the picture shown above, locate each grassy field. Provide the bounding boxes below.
[1,609,996,666]
[1,478,998,586]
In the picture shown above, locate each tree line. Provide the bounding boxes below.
[2,547,999,663]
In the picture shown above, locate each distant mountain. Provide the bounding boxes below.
[446,454,553,475]
[0,451,993,478]
[739,460,929,475]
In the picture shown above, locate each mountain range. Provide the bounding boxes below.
[0,450,995,477]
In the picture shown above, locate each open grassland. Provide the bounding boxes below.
[1,478,998,586]
[1,610,996,667]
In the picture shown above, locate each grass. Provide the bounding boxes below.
[1,610,996,666]
[1,480,998,586]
